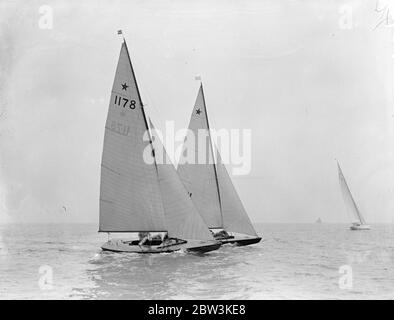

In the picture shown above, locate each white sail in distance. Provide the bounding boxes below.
[149,119,214,241]
[177,84,258,236]
[337,161,366,225]
[99,41,166,232]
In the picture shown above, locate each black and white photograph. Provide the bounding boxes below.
[0,0,393,303]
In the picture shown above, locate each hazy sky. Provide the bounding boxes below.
[0,0,393,224]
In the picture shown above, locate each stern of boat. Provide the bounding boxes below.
[235,237,262,246]
[185,240,221,253]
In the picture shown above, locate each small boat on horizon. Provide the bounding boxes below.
[98,37,221,253]
[336,160,370,231]
[177,84,262,246]
[315,217,322,224]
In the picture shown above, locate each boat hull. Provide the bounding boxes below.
[217,235,262,246]
[186,242,222,253]
[234,237,262,246]
[101,239,221,254]
[350,224,370,231]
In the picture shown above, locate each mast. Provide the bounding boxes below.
[200,83,224,227]
[177,85,222,228]
[122,38,143,109]
[122,39,158,172]
[122,37,165,227]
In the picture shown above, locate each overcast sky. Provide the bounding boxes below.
[0,0,393,224]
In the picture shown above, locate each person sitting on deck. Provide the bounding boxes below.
[213,229,230,239]
[138,232,150,246]
[150,234,162,245]
[161,233,175,247]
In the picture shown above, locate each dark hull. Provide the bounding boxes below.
[186,242,222,253]
[235,237,262,246]
[220,237,262,246]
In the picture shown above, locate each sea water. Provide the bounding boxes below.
[0,223,393,299]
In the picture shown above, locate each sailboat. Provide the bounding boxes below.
[336,160,370,231]
[99,38,221,253]
[315,217,322,224]
[177,84,262,246]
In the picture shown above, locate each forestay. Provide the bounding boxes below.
[216,151,258,236]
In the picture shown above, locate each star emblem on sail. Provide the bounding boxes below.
[177,83,261,245]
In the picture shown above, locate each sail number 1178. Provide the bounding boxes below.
[114,95,136,109]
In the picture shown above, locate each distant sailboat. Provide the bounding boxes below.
[315,217,322,224]
[99,38,221,253]
[336,160,370,231]
[177,84,262,246]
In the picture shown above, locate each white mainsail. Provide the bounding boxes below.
[177,84,258,236]
[337,161,366,225]
[99,42,166,232]
[149,120,214,241]
[177,84,223,228]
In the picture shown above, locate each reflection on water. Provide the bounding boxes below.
[1,223,393,299]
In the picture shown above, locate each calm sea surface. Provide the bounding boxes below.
[0,223,393,299]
